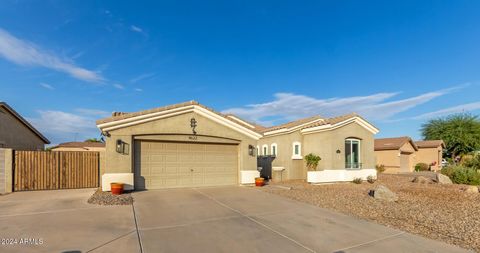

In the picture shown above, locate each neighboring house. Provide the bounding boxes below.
[0,102,50,150]
[375,137,444,173]
[50,141,106,152]
[375,137,418,173]
[96,101,379,190]
[414,140,445,171]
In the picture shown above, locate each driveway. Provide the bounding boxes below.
[0,187,471,253]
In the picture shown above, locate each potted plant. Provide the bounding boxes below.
[305,153,323,183]
[255,177,265,187]
[110,182,124,195]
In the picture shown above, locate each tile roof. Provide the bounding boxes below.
[415,140,445,148]
[54,141,105,149]
[374,137,417,151]
[301,113,360,129]
[261,116,324,133]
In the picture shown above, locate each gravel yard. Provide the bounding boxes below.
[261,174,480,252]
[87,189,134,205]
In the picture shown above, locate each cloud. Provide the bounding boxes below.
[130,73,155,83]
[412,102,480,120]
[130,25,143,33]
[0,28,104,83]
[28,108,108,144]
[113,83,125,89]
[134,88,143,92]
[223,84,468,126]
[39,82,54,90]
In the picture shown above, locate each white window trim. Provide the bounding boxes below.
[345,138,361,169]
[291,141,302,159]
[256,146,260,156]
[262,144,269,155]
[271,143,278,156]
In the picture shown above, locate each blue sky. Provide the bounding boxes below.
[1,1,480,144]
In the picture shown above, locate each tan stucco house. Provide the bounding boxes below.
[0,102,50,150]
[51,141,106,152]
[374,137,444,173]
[96,101,379,190]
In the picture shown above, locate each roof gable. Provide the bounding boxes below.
[0,102,50,144]
[375,137,418,151]
[415,140,445,149]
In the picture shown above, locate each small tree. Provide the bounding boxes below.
[305,153,321,171]
[421,113,480,159]
[85,138,103,143]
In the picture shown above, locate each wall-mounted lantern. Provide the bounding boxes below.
[336,149,341,154]
[116,139,124,153]
[248,145,255,156]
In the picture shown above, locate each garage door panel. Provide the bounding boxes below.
[135,141,238,189]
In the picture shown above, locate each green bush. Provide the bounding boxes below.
[375,164,385,173]
[415,163,430,171]
[463,154,480,170]
[441,165,480,185]
[352,178,362,184]
[304,153,321,171]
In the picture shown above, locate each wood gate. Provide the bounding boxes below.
[14,151,99,191]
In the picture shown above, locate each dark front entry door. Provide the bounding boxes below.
[257,156,275,179]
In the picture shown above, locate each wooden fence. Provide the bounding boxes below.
[14,151,99,191]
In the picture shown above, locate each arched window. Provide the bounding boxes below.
[271,143,278,156]
[345,138,361,169]
[292,141,302,159]
[256,146,260,156]
[262,144,268,155]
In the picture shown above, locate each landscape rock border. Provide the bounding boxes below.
[87,188,134,205]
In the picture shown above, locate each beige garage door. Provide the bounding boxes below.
[134,141,238,189]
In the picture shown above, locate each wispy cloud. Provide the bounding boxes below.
[113,83,125,89]
[135,88,143,92]
[130,25,143,33]
[28,108,109,144]
[223,84,468,126]
[0,28,104,83]
[130,73,155,83]
[412,102,480,120]
[39,82,54,90]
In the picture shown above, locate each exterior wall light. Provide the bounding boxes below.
[248,145,255,156]
[336,149,341,154]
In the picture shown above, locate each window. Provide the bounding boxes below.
[262,145,268,155]
[256,146,260,156]
[292,141,302,159]
[345,138,361,169]
[271,143,278,156]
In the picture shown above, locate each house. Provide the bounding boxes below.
[374,137,444,173]
[0,102,50,150]
[51,141,106,152]
[414,140,445,171]
[96,101,379,190]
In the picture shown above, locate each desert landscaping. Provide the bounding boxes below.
[262,173,480,252]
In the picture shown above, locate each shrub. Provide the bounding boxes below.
[304,153,321,171]
[415,163,430,172]
[441,165,480,185]
[367,175,376,184]
[463,154,480,170]
[375,164,385,173]
[352,178,362,184]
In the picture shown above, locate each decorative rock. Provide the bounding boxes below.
[370,185,398,202]
[436,173,453,184]
[463,186,479,194]
[412,176,434,184]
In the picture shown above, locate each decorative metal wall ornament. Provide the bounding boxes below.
[190,117,197,135]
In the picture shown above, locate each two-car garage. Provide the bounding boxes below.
[134,140,239,190]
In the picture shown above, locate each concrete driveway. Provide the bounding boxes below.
[0,186,472,253]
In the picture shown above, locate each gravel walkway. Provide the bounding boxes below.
[261,174,480,252]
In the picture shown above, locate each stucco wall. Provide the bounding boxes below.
[103,112,258,180]
[0,148,13,194]
[259,121,376,180]
[415,147,442,171]
[0,107,45,150]
[375,150,400,173]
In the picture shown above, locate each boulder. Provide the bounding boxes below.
[370,185,398,202]
[436,173,453,184]
[463,186,479,194]
[412,176,434,184]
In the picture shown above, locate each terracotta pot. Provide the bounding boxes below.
[255,177,265,187]
[111,182,124,195]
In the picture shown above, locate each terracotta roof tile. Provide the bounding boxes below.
[375,137,417,151]
[262,116,324,133]
[415,140,445,148]
[55,142,105,148]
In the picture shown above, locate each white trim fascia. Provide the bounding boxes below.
[301,117,379,135]
[263,118,324,136]
[98,105,262,140]
[226,115,255,129]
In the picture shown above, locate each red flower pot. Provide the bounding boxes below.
[255,177,265,187]
[111,182,124,195]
